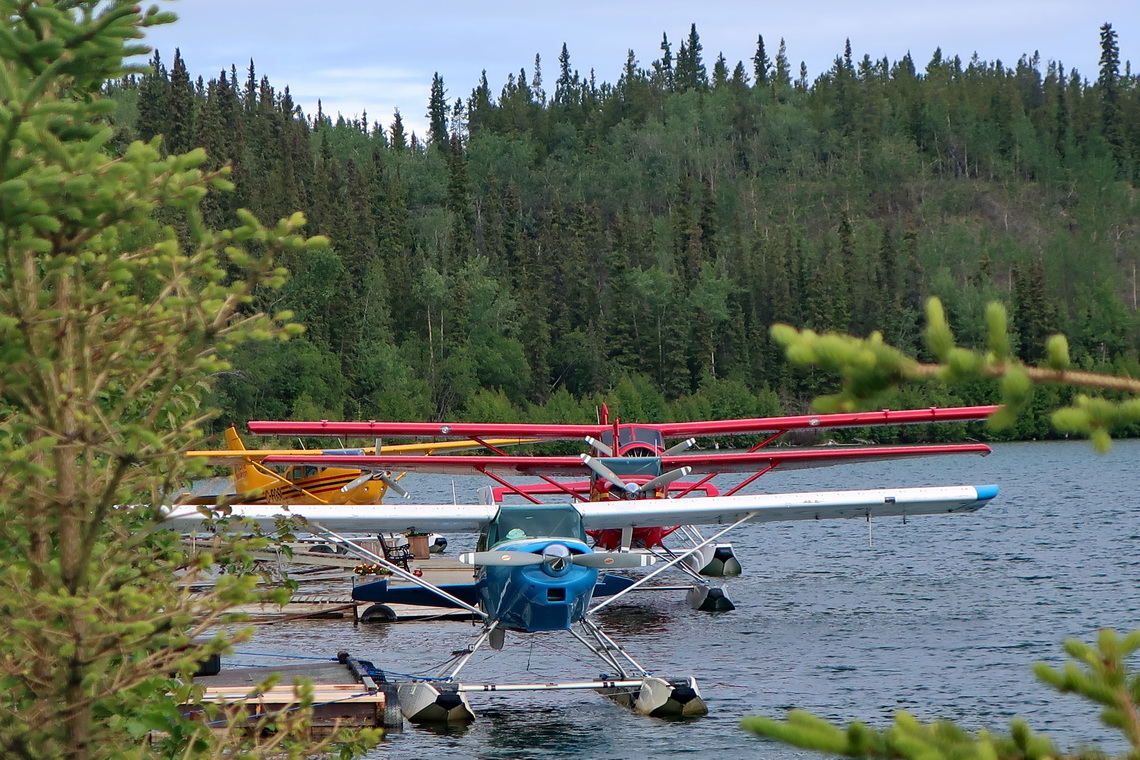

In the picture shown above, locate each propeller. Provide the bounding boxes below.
[570,552,657,568]
[637,466,692,494]
[580,454,691,497]
[661,437,697,456]
[340,470,410,498]
[581,454,639,495]
[378,473,409,498]
[458,550,544,566]
[584,436,613,456]
[459,549,658,568]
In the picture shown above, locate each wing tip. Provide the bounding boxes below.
[974,484,1000,502]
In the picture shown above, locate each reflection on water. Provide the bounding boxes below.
[591,602,673,636]
[231,440,1140,759]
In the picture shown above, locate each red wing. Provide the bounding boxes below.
[260,454,592,477]
[248,420,605,440]
[262,443,989,477]
[247,406,997,441]
[652,406,999,438]
[659,443,991,474]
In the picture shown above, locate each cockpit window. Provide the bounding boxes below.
[486,504,585,546]
[599,427,664,455]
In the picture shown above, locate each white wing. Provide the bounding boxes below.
[165,485,996,534]
[574,485,998,530]
[164,502,498,534]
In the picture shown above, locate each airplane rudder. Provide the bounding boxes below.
[225,425,246,451]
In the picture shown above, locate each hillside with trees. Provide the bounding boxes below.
[106,23,1140,440]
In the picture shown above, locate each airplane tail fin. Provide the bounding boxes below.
[224,425,246,451]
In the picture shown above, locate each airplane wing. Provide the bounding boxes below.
[246,405,998,442]
[658,443,991,473]
[650,406,999,438]
[574,485,999,530]
[164,485,997,534]
[260,454,591,477]
[165,502,499,534]
[185,438,539,466]
[259,443,990,477]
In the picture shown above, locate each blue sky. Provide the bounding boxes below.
[141,1,1136,138]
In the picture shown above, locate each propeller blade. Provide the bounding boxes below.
[459,551,544,567]
[581,454,639,495]
[661,437,697,456]
[572,552,658,569]
[340,471,376,493]
[638,466,693,494]
[379,473,410,498]
[584,436,614,456]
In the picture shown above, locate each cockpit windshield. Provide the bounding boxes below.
[485,504,585,546]
[599,426,664,455]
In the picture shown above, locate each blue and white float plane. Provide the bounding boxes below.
[167,483,998,723]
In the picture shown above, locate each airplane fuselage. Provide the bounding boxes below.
[476,537,598,632]
[242,464,385,505]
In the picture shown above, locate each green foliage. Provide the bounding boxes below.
[0,2,376,757]
[744,629,1140,759]
[106,23,1140,430]
[773,297,1140,448]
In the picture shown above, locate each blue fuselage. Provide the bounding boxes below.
[478,538,598,632]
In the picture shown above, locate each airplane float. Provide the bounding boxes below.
[168,405,1000,723]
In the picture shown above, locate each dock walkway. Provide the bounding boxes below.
[187,651,400,731]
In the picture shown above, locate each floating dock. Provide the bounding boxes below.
[187,651,401,732]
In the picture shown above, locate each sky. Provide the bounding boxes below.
[141,1,1137,139]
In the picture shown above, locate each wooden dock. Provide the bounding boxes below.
[187,651,400,732]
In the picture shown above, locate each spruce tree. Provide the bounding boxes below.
[752,34,771,86]
[1097,22,1125,166]
[427,72,449,150]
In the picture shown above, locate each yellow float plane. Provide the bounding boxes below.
[182,425,533,506]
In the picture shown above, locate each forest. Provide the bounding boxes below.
[105,23,1140,442]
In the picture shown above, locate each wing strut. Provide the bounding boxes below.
[308,523,488,621]
[587,514,754,616]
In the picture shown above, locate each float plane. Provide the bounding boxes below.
[167,482,999,722]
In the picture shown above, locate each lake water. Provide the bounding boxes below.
[233,439,1140,759]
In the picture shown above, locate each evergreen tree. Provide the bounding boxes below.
[390,108,407,151]
[1098,22,1125,166]
[653,32,674,91]
[428,72,449,150]
[135,50,168,143]
[0,4,378,757]
[166,48,194,154]
[555,43,580,108]
[752,34,772,86]
[774,38,792,92]
[674,24,708,92]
